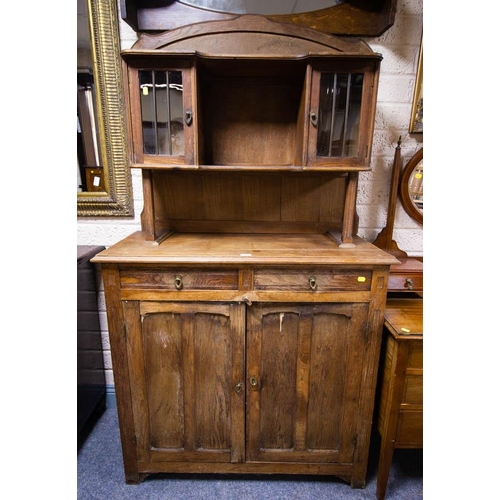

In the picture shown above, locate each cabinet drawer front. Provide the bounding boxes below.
[120,268,239,290]
[396,411,423,447]
[402,375,423,404]
[388,274,423,292]
[408,343,423,369]
[253,269,372,291]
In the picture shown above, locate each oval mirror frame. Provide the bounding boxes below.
[399,148,423,225]
[78,0,133,217]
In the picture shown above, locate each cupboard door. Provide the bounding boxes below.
[127,62,195,166]
[123,301,245,463]
[246,302,368,463]
[307,64,378,169]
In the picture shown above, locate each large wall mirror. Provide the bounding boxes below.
[77,0,133,216]
[120,0,397,36]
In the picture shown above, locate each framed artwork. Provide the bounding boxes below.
[409,40,423,133]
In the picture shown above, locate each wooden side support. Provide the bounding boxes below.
[340,172,358,247]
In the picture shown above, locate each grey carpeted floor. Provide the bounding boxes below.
[77,408,423,499]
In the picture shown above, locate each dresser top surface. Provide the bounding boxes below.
[92,231,399,266]
[77,245,106,265]
[390,258,423,274]
[384,298,423,339]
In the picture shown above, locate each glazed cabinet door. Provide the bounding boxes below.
[126,60,196,166]
[306,62,379,169]
[122,301,245,463]
[246,302,368,464]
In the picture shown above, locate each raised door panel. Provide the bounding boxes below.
[123,301,245,463]
[246,302,368,463]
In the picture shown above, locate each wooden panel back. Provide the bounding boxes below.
[152,171,347,234]
[202,79,302,166]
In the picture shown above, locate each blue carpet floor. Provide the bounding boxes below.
[77,408,423,499]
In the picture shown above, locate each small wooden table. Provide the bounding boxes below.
[376,298,423,500]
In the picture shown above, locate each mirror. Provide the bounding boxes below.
[400,148,423,225]
[77,0,133,216]
[178,0,345,15]
[120,0,397,36]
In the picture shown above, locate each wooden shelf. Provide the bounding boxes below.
[130,163,372,172]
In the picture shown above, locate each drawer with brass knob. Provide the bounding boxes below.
[253,268,372,291]
[120,267,239,290]
[387,258,423,292]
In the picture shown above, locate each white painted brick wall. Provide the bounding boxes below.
[78,0,423,389]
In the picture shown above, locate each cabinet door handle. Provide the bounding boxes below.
[310,111,318,127]
[234,382,243,394]
[174,275,183,290]
[250,376,259,388]
[309,276,317,290]
[185,110,193,126]
[404,278,413,290]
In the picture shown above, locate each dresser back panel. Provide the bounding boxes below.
[151,171,348,234]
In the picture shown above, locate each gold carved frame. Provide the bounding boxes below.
[409,40,423,134]
[77,0,133,217]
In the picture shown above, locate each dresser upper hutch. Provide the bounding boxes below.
[120,15,382,246]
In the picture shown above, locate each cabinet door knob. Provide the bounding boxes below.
[309,276,317,291]
[250,376,259,387]
[310,111,318,127]
[185,110,193,126]
[174,275,183,290]
[404,278,413,290]
[234,382,243,394]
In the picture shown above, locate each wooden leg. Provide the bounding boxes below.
[126,473,150,484]
[125,472,141,485]
[350,477,366,489]
[376,437,395,500]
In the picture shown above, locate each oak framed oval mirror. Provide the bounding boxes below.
[400,148,423,225]
[77,0,133,216]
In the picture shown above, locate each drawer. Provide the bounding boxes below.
[396,411,423,447]
[407,343,423,369]
[388,273,423,292]
[120,268,239,290]
[402,374,423,404]
[253,268,372,292]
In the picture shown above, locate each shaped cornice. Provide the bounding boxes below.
[122,15,379,59]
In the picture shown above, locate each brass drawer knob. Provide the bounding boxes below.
[175,275,183,290]
[309,276,317,291]
[405,278,413,290]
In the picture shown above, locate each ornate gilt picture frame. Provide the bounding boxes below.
[409,40,423,134]
[77,0,133,217]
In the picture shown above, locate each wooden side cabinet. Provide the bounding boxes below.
[376,298,423,500]
[77,245,106,445]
